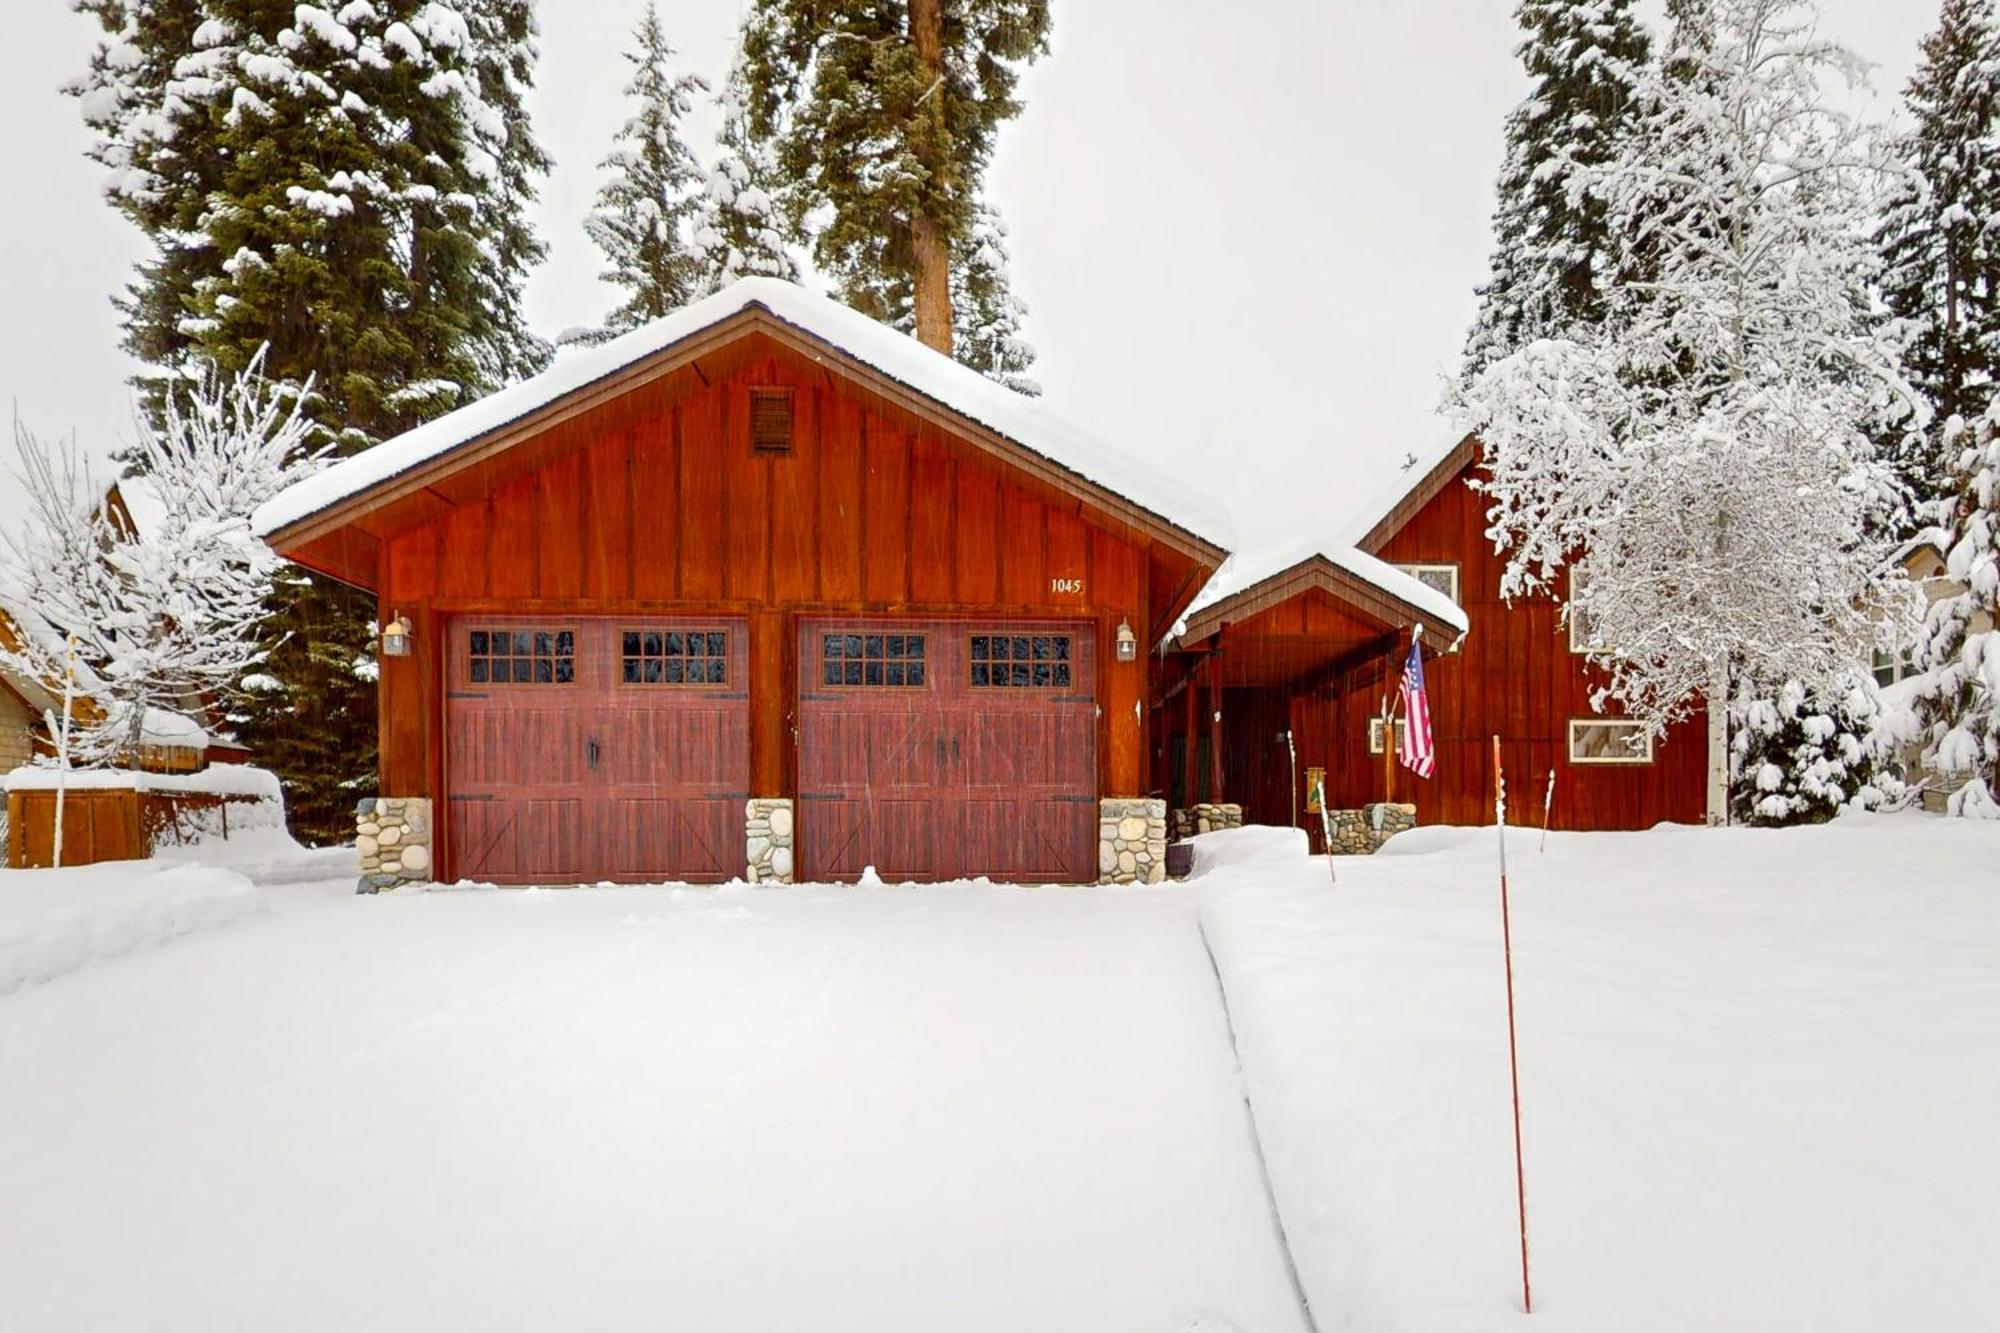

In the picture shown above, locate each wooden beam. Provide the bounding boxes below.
[1207,634,1225,804]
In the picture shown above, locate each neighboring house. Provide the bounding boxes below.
[1163,434,1710,843]
[1881,531,1993,811]
[257,279,1233,886]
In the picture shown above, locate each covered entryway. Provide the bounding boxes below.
[444,617,748,883]
[796,619,1097,882]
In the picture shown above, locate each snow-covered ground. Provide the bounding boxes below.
[0,860,264,994]
[1199,816,2000,1333]
[0,876,1306,1333]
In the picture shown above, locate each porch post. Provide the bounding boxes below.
[1182,669,1197,807]
[1208,648,1225,804]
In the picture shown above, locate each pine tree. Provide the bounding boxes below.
[1731,674,1901,825]
[1900,407,2000,815]
[951,203,1037,394]
[743,0,1050,360]
[689,54,802,294]
[1463,0,1653,377]
[70,1,551,842]
[1878,0,2000,513]
[578,2,709,342]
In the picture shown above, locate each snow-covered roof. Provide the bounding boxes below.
[1889,526,1948,570]
[1335,428,1479,551]
[253,278,1235,552]
[1177,530,1470,642]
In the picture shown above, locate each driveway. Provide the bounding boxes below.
[0,882,1308,1332]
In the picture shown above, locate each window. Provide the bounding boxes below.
[750,387,793,454]
[1368,717,1389,755]
[1568,567,1605,655]
[971,633,1073,688]
[1396,563,1460,605]
[468,629,574,685]
[1872,647,1918,688]
[822,632,926,687]
[1567,719,1653,764]
[622,629,727,685]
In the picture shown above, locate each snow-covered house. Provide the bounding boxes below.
[1163,434,1710,845]
[256,278,1235,886]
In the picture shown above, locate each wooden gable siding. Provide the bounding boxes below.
[373,339,1161,815]
[1317,459,1707,829]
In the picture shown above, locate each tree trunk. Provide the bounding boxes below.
[1706,662,1730,827]
[908,0,953,355]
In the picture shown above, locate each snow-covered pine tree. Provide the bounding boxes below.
[71,0,552,842]
[1731,674,1902,825]
[689,53,802,295]
[1451,0,1924,821]
[744,0,1050,359]
[577,2,710,342]
[1462,0,1652,377]
[1878,0,2000,513]
[951,204,1038,394]
[1901,407,2000,814]
[1,354,316,768]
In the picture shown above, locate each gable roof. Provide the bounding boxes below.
[1174,531,1469,647]
[1340,430,1480,554]
[253,278,1234,562]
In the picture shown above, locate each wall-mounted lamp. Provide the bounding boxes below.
[381,614,413,658]
[1115,618,1138,662]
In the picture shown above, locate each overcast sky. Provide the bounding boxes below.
[0,0,1944,537]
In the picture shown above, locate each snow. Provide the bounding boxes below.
[5,761,280,800]
[1180,528,1470,639]
[252,277,1235,553]
[1334,429,1475,549]
[1183,824,1312,878]
[0,861,263,995]
[0,875,1305,1332]
[1199,815,2000,1332]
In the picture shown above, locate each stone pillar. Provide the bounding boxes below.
[1191,802,1245,834]
[356,797,433,893]
[745,798,795,884]
[1098,797,1166,885]
[1326,802,1418,855]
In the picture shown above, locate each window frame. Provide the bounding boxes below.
[969,631,1076,690]
[465,626,577,687]
[1395,562,1461,605]
[819,631,930,690]
[1367,716,1388,755]
[1566,718,1654,765]
[618,627,730,688]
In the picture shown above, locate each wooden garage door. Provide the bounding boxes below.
[797,620,1097,883]
[444,618,748,884]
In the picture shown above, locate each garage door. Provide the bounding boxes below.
[444,618,748,884]
[796,620,1097,883]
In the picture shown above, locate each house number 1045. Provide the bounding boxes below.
[1049,577,1084,596]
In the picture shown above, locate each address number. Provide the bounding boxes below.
[1049,577,1085,596]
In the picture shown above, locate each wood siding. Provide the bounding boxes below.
[367,336,1167,881]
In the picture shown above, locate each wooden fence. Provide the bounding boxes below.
[4,788,261,869]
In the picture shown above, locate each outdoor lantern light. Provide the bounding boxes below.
[381,614,413,658]
[1115,618,1138,662]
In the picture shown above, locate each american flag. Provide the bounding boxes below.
[1397,638,1435,779]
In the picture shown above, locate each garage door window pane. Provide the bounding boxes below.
[624,628,727,685]
[823,632,926,688]
[469,626,574,686]
[973,634,1073,688]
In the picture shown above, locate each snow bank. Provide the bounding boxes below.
[4,761,279,798]
[1185,824,1311,878]
[1200,817,2000,1331]
[0,861,263,994]
[254,277,1234,552]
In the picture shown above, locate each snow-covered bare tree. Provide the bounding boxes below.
[1898,406,2000,814]
[690,53,801,294]
[1878,0,2000,514]
[1451,0,1925,821]
[951,204,1038,394]
[578,2,709,341]
[0,353,318,768]
[1463,0,1653,377]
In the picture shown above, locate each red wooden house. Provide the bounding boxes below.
[256,280,1233,887]
[1159,434,1712,846]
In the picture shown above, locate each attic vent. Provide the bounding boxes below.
[750,387,794,454]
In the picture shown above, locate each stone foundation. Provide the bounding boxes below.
[1098,798,1167,885]
[1326,802,1417,855]
[356,797,433,893]
[745,798,795,884]
[1192,802,1244,835]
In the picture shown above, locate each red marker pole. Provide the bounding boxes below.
[1494,735,1533,1314]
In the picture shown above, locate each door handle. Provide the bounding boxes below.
[587,737,600,771]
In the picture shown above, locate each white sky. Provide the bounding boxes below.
[0,0,1942,536]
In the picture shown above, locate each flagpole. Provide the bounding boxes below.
[1493,735,1532,1314]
